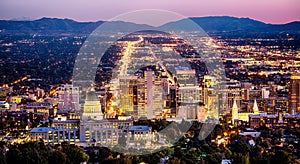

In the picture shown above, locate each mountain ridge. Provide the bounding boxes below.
[0,16,299,36]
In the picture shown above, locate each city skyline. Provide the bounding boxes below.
[0,0,299,24]
[0,1,300,162]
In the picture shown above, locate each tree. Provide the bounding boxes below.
[6,142,51,164]
[0,141,7,164]
[230,142,251,155]
[61,144,89,164]
[168,157,182,164]
[270,150,294,164]
[50,151,67,164]
[98,147,113,162]
[230,142,251,164]
[233,153,250,164]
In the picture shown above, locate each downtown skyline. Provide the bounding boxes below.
[1,1,300,163]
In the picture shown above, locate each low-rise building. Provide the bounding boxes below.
[249,112,300,128]
[29,127,78,144]
[239,128,261,137]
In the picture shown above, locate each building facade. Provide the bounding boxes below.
[289,74,300,114]
[58,84,79,111]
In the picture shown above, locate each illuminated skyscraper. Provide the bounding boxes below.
[176,68,202,120]
[202,75,217,111]
[137,70,165,119]
[289,74,300,114]
[145,70,154,119]
[58,84,79,111]
[136,75,146,119]
[176,69,197,87]
[119,76,137,114]
[218,81,241,115]
[152,73,166,118]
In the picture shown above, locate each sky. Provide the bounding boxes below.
[0,0,299,24]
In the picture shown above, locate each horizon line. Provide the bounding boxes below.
[2,15,300,26]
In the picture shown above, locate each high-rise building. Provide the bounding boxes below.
[176,68,202,120]
[169,85,177,114]
[136,75,146,119]
[216,81,241,115]
[202,75,219,117]
[152,73,167,118]
[261,87,270,99]
[119,76,137,114]
[176,69,197,87]
[58,84,79,111]
[241,82,252,101]
[145,70,154,119]
[289,74,300,114]
[137,70,165,119]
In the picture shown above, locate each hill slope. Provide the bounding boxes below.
[0,16,299,37]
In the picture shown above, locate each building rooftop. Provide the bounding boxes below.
[30,127,51,133]
[126,126,151,131]
[29,127,77,133]
[244,128,258,132]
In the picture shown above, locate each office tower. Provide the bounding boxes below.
[134,70,166,119]
[218,81,241,115]
[262,87,270,99]
[169,85,177,114]
[176,69,197,87]
[176,68,202,120]
[227,82,242,112]
[289,74,300,114]
[119,76,137,114]
[241,82,252,101]
[202,75,218,115]
[137,70,165,119]
[137,75,146,119]
[145,70,154,119]
[197,105,207,121]
[152,73,166,118]
[58,84,79,111]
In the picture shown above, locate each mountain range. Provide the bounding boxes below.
[0,16,299,37]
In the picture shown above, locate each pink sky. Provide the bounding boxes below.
[0,0,299,24]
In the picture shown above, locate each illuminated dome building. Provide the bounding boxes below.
[82,87,103,120]
[79,87,133,144]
